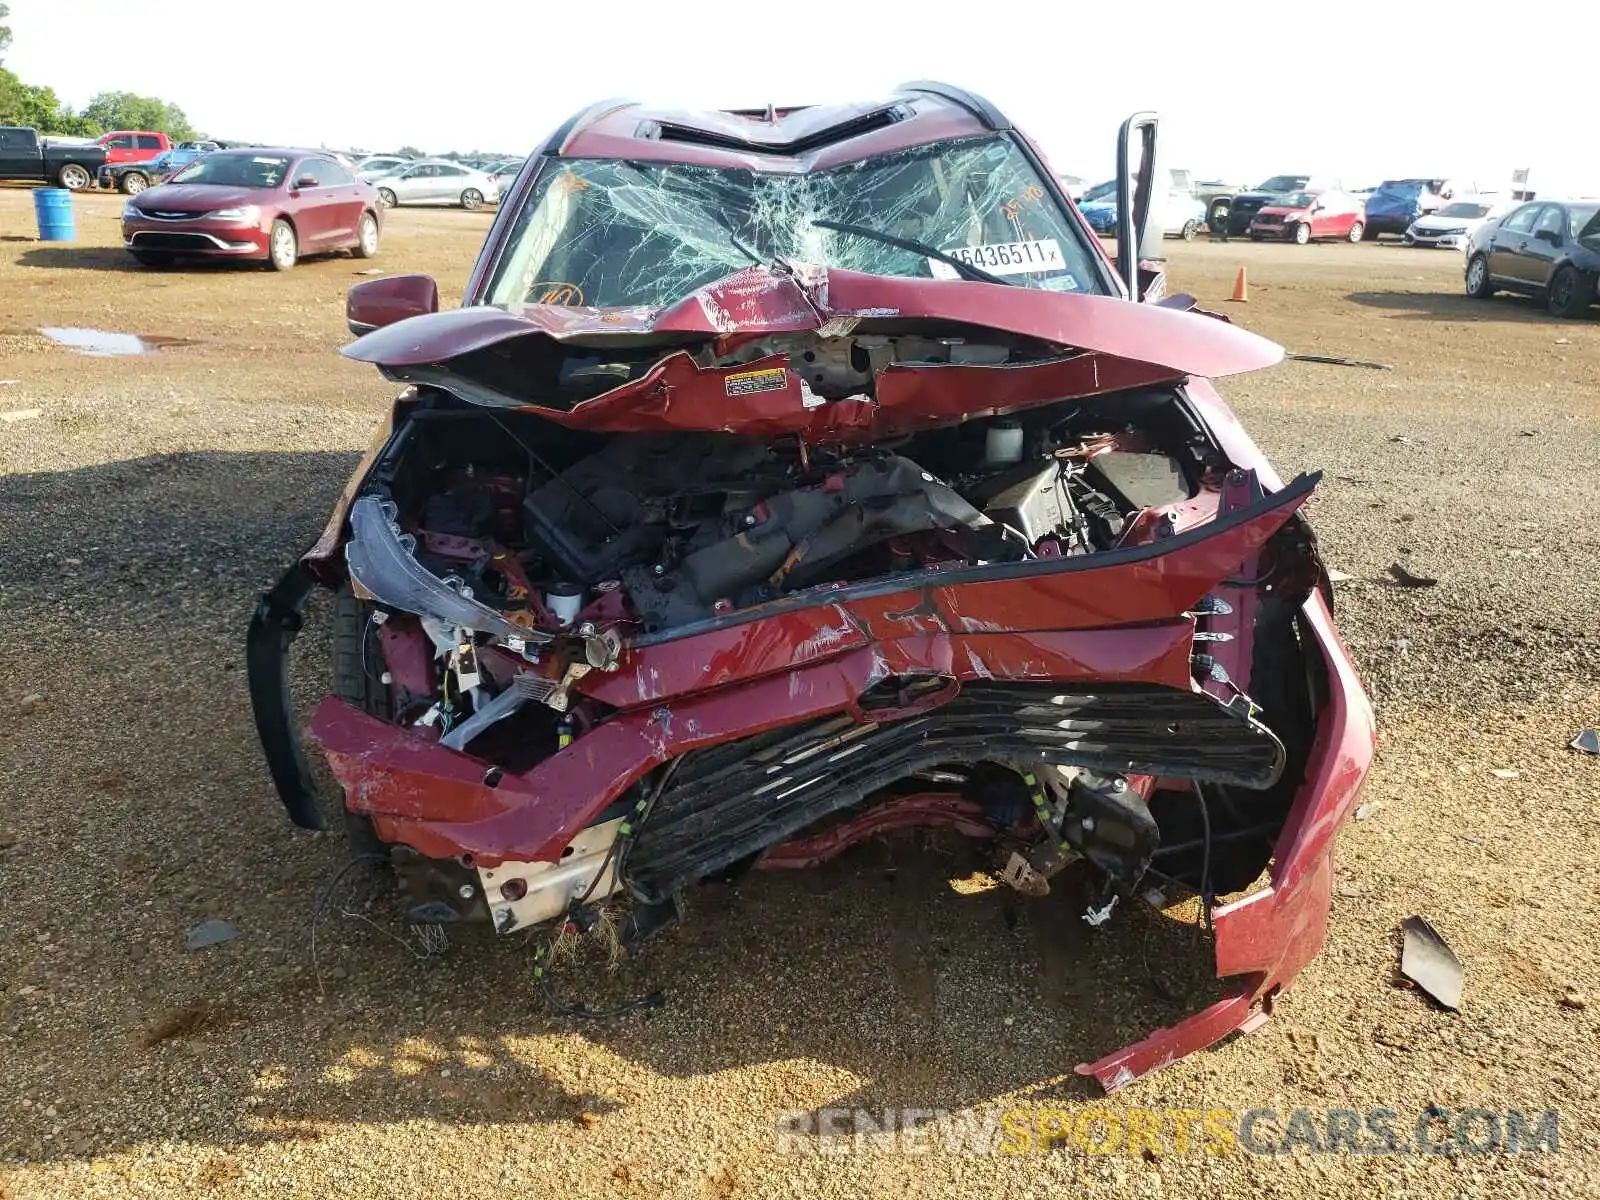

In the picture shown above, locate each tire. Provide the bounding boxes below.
[1180,219,1200,242]
[1208,200,1229,230]
[119,171,150,196]
[57,163,91,190]
[1546,265,1595,318]
[377,187,397,209]
[1292,222,1311,245]
[131,250,175,267]
[268,218,298,271]
[1347,221,1365,243]
[1362,225,1379,241]
[460,188,484,211]
[353,211,380,258]
[333,587,393,859]
[1464,253,1495,299]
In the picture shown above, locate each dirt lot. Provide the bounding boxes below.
[1,185,1597,1199]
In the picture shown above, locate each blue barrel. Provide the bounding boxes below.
[33,188,75,242]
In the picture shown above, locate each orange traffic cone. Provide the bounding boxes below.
[1226,266,1248,303]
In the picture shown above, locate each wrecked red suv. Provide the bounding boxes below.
[249,83,1374,1091]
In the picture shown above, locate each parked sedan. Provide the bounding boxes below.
[369,159,501,210]
[1080,187,1208,240]
[1404,199,1501,250]
[356,155,412,181]
[1465,199,1600,317]
[121,148,383,271]
[1248,190,1366,244]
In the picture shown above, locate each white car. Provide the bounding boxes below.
[370,160,501,211]
[1056,173,1090,201]
[1404,198,1503,250]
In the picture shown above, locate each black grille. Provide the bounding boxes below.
[1226,200,1266,233]
[129,232,218,250]
[626,682,1285,897]
[1254,214,1283,225]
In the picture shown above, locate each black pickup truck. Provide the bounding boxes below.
[0,126,107,190]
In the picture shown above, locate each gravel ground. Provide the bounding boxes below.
[1,187,1596,1199]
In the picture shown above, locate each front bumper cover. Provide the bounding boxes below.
[249,468,1374,1092]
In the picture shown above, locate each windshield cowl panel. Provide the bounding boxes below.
[386,347,1190,443]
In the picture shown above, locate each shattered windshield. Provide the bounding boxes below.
[485,136,1104,310]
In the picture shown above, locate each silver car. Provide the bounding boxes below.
[355,155,413,181]
[370,160,500,210]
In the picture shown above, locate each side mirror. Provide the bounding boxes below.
[347,274,440,336]
[295,176,320,189]
[1114,111,1160,299]
[1534,229,1561,247]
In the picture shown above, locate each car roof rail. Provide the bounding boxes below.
[894,80,1010,131]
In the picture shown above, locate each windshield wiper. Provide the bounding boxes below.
[808,219,1012,286]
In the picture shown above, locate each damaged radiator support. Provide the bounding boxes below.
[624,682,1285,899]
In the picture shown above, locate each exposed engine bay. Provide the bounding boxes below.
[361,382,1201,639]
[314,353,1324,954]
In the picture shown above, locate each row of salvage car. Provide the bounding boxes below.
[249,83,1380,1093]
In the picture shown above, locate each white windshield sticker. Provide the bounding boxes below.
[928,238,1066,279]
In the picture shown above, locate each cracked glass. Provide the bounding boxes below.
[485,135,1104,311]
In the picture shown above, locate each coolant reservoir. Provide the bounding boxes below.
[546,583,584,625]
[986,420,1024,465]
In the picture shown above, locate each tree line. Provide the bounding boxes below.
[0,5,200,139]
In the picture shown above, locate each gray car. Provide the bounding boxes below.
[370,160,500,210]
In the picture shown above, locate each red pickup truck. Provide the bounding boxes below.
[95,130,171,165]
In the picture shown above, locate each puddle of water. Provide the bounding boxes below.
[37,327,194,356]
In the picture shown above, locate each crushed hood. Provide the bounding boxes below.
[342,266,1282,439]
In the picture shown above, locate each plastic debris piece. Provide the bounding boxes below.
[1355,801,1382,821]
[1569,729,1599,755]
[1490,768,1519,780]
[184,919,238,951]
[1400,916,1462,1010]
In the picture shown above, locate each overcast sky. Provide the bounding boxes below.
[10,1,1598,192]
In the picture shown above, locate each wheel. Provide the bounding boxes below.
[1347,221,1365,243]
[353,211,380,258]
[119,171,150,196]
[1292,222,1311,245]
[130,250,175,268]
[460,188,484,211]
[377,187,397,209]
[1208,200,1229,229]
[1546,265,1595,318]
[268,218,298,271]
[333,587,393,858]
[1180,219,1200,242]
[57,163,91,190]
[1464,254,1495,299]
[1362,225,1379,241]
